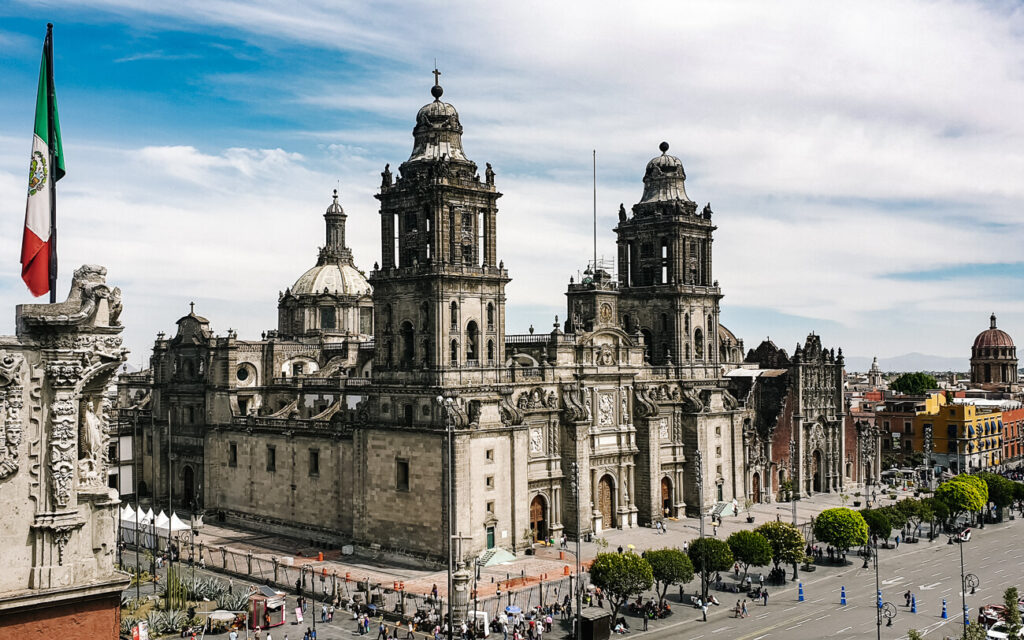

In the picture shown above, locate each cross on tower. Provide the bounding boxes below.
[189,301,195,314]
[432,67,441,85]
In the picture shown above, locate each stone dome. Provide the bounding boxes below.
[408,83,469,163]
[640,142,691,204]
[291,262,371,297]
[973,313,1014,349]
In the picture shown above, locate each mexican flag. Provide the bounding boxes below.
[21,25,64,298]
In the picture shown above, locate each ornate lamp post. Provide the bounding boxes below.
[569,462,582,639]
[694,449,708,621]
[788,439,798,581]
[436,395,456,640]
[959,534,980,637]
[923,425,934,491]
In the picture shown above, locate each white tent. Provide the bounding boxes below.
[168,512,190,532]
[119,505,138,545]
[153,510,169,529]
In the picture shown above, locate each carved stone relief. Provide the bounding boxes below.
[598,393,614,426]
[0,351,25,479]
[529,428,543,454]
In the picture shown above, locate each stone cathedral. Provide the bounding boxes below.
[126,78,870,560]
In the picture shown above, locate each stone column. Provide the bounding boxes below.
[628,463,637,526]
[452,565,472,627]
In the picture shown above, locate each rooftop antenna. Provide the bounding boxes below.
[593,149,597,275]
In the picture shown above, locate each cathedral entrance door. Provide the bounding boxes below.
[486,527,495,549]
[752,473,761,504]
[530,495,547,542]
[661,477,672,517]
[598,475,616,528]
[183,465,195,509]
[812,451,822,493]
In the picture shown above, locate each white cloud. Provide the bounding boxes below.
[4,0,1024,359]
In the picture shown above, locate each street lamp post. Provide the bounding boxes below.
[694,449,707,622]
[437,395,456,640]
[569,462,582,639]
[958,536,980,637]
[923,425,933,491]
[789,439,799,581]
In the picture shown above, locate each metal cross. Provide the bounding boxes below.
[189,301,195,313]
[433,67,441,85]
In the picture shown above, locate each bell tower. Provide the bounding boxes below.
[615,142,723,377]
[369,74,510,382]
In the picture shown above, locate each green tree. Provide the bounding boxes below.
[889,372,938,395]
[1004,586,1022,639]
[960,474,990,504]
[881,505,909,538]
[907,631,924,640]
[978,472,1015,518]
[755,521,805,571]
[936,478,985,523]
[588,552,654,621]
[688,537,734,602]
[1014,482,1024,514]
[924,495,950,530]
[813,508,869,553]
[644,548,694,604]
[860,509,891,542]
[726,530,772,581]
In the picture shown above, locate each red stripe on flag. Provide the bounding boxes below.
[20,227,49,297]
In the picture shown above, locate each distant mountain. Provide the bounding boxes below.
[845,352,968,373]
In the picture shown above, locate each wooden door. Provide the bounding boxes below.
[598,475,615,528]
[661,477,672,516]
[530,496,546,541]
[752,473,761,503]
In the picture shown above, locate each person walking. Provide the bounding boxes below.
[734,600,742,618]
[895,534,900,549]
[642,612,648,631]
[762,589,768,606]
[741,600,748,618]
[904,590,911,607]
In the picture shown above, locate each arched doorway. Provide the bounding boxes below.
[661,477,672,517]
[183,465,195,510]
[812,451,822,493]
[751,472,761,504]
[865,460,872,485]
[598,475,616,528]
[530,495,547,542]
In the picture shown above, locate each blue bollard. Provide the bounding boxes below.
[798,582,805,602]
[941,599,948,619]
[964,606,970,626]
[911,594,917,614]
[877,590,883,610]
[840,586,847,606]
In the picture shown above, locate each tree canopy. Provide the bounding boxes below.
[978,472,1015,510]
[959,474,990,504]
[813,508,868,551]
[936,478,986,520]
[644,548,694,603]
[1003,586,1022,638]
[688,537,734,599]
[726,530,772,580]
[589,552,654,621]
[754,521,805,570]
[889,372,938,395]
[860,508,892,542]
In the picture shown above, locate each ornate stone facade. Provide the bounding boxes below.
[0,265,129,636]
[131,80,857,566]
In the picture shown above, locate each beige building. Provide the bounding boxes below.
[130,79,850,561]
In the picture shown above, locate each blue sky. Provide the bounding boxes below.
[2,1,1024,369]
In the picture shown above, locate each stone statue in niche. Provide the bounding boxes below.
[546,390,558,409]
[77,396,107,487]
[529,428,543,453]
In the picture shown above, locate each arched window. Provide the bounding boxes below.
[450,339,459,364]
[400,321,414,369]
[450,301,458,331]
[467,321,479,362]
[694,328,704,359]
[623,315,632,333]
[487,340,495,363]
[487,303,495,330]
[421,301,430,331]
[384,304,393,331]
[684,313,690,333]
[685,343,691,360]
[641,329,653,362]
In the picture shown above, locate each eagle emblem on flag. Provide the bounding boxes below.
[28,150,47,196]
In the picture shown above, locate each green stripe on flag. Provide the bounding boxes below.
[33,47,64,181]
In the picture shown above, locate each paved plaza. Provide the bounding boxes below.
[122,488,1024,639]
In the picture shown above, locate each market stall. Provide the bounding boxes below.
[249,585,287,629]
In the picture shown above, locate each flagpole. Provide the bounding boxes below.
[45,23,57,303]
[592,149,597,273]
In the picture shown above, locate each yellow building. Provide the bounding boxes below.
[914,400,1002,473]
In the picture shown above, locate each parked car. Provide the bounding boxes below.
[956,528,972,542]
[986,621,1012,639]
[978,604,1008,628]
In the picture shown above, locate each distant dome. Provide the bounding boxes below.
[291,262,371,297]
[973,313,1014,349]
[640,142,691,204]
